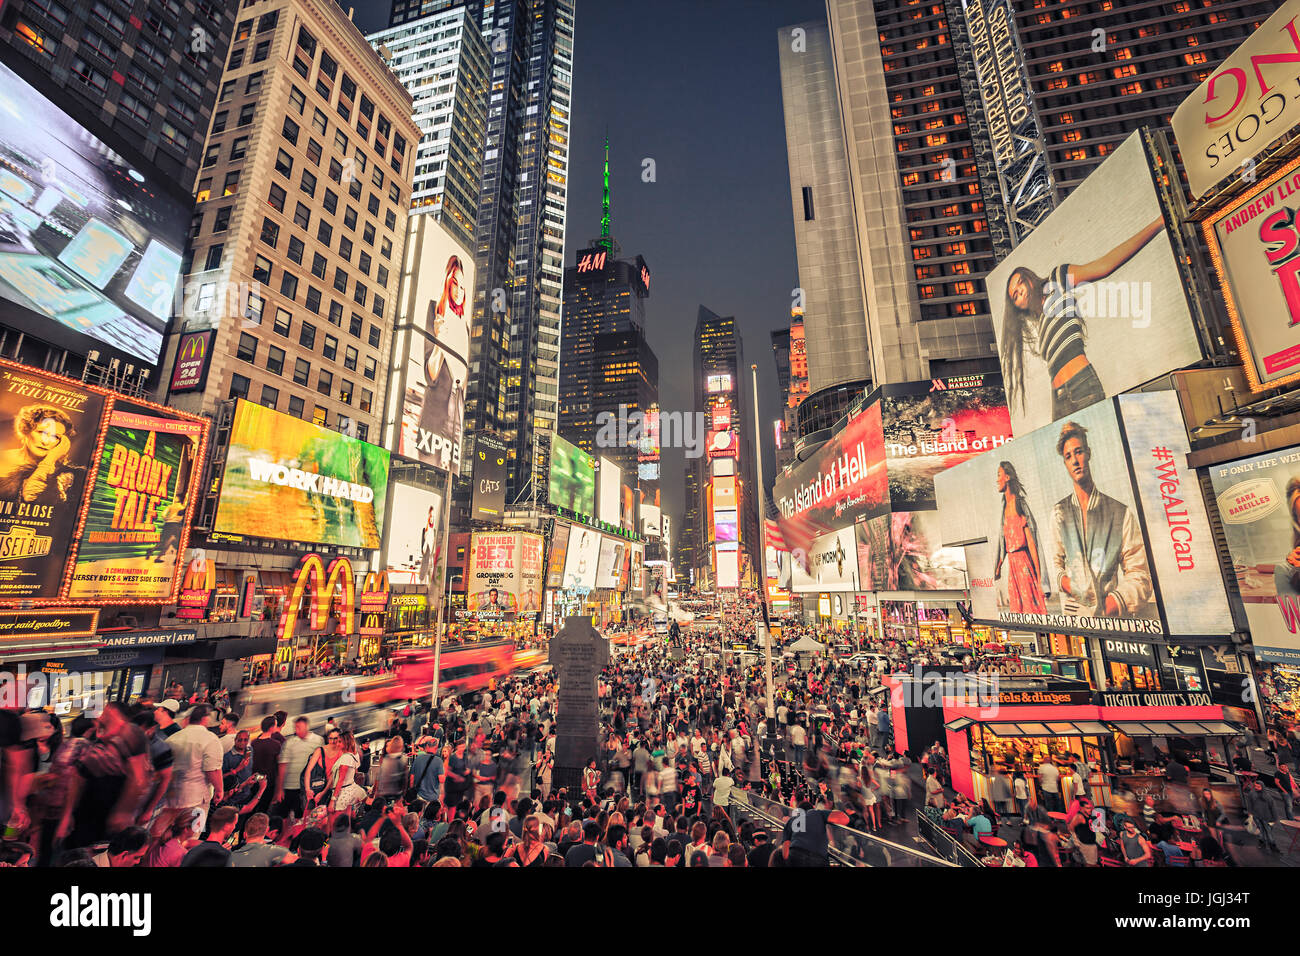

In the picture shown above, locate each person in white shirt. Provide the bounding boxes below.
[1038,758,1061,812]
[151,704,224,837]
[712,772,735,810]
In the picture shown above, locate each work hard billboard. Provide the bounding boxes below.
[384,483,442,588]
[67,401,207,603]
[935,391,1231,638]
[791,526,858,593]
[0,364,104,599]
[1210,445,1300,663]
[466,531,543,617]
[881,374,1013,511]
[855,511,966,592]
[549,434,595,515]
[989,132,1202,437]
[396,215,473,472]
[1172,0,1300,200]
[1204,158,1300,391]
[215,401,389,549]
[774,400,887,555]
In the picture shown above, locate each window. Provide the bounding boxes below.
[371,166,384,189]
[339,379,354,405]
[312,108,327,136]
[344,207,358,231]
[279,272,298,300]
[300,170,317,197]
[388,183,401,205]
[252,256,272,283]
[258,217,277,245]
[293,358,311,386]
[311,253,327,279]
[273,308,292,336]
[236,332,258,363]
[313,406,327,427]
[333,268,348,293]
[196,179,212,203]
[236,18,253,41]
[349,178,362,200]
[238,103,255,126]
[368,326,381,348]
[258,384,279,409]
[317,222,333,246]
[375,264,387,286]
[300,323,317,350]
[220,79,235,102]
[120,92,150,125]
[268,183,287,212]
[380,237,392,259]
[222,172,240,196]
[287,235,305,264]
[211,111,229,135]
[253,40,270,63]
[367,194,380,216]
[289,86,306,115]
[353,282,367,306]
[349,314,363,338]
[323,189,338,215]
[329,158,344,183]
[371,294,385,318]
[360,388,373,414]
[230,137,249,161]
[323,335,338,361]
[334,130,349,154]
[363,357,376,381]
[289,396,305,419]
[330,303,345,327]
[317,370,332,396]
[266,346,285,376]
[339,237,353,261]
[207,207,229,233]
[343,345,358,371]
[282,117,300,145]
[306,139,323,166]
[384,210,396,231]
[363,223,375,246]
[293,202,311,230]
[229,374,250,401]
[245,71,264,95]
[305,286,322,314]
[204,245,224,270]
[245,293,264,325]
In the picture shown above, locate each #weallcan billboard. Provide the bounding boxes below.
[215,400,389,549]
[67,401,207,603]
[0,363,104,599]
[989,132,1201,437]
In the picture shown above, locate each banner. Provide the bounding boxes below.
[466,531,543,617]
[168,330,215,394]
[0,364,105,599]
[384,483,442,588]
[215,401,389,548]
[1210,445,1300,663]
[1203,157,1300,391]
[67,401,207,603]
[562,525,601,590]
[792,526,858,593]
[595,537,625,589]
[546,521,571,590]
[470,431,507,520]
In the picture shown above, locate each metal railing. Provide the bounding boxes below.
[914,810,983,867]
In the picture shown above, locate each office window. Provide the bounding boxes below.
[360,388,373,414]
[300,323,317,350]
[323,189,338,215]
[330,303,345,327]
[312,108,327,136]
[279,272,298,300]
[371,294,384,318]
[244,292,263,325]
[213,207,231,233]
[348,178,362,200]
[293,202,310,230]
[349,314,363,338]
[289,85,306,115]
[300,170,317,197]
[329,158,344,183]
[253,39,270,63]
[333,269,348,293]
[317,370,332,396]
[339,379,354,405]
[311,253,327,279]
[339,237,353,262]
[196,179,212,204]
[204,244,224,270]
[323,335,338,361]
[275,149,293,178]
[368,325,381,348]
[219,79,235,102]
[388,183,401,205]
[258,384,279,409]
[273,308,292,336]
[375,264,387,287]
[266,346,285,376]
[384,210,396,231]
[353,282,367,306]
[287,235,305,265]
[211,111,229,135]
[230,137,249,161]
[802,186,814,221]
[252,256,272,283]
[245,71,264,95]
[268,183,287,212]
[222,172,240,196]
[363,223,375,245]
[313,406,327,426]
[371,166,384,189]
[237,332,258,363]
[306,138,323,166]
[334,129,349,155]
[259,217,278,246]
[317,221,333,246]
[343,207,358,231]
[282,117,300,145]
[229,374,250,401]
[289,395,305,419]
[380,237,392,259]
[305,286,321,314]
[343,345,357,371]
[237,103,255,127]
[363,356,376,381]
[367,194,380,216]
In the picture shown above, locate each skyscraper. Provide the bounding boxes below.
[824,0,1002,384]
[162,0,418,442]
[367,1,490,250]
[559,141,657,499]
[771,311,809,472]
[395,0,575,505]
[777,19,873,395]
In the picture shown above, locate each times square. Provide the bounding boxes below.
[0,0,1297,939]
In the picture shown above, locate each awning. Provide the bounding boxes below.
[981,721,1107,738]
[1110,720,1243,737]
[944,717,975,732]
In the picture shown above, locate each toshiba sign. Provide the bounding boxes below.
[1172,0,1300,199]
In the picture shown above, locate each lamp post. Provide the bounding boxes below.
[430,470,456,708]
[749,363,777,752]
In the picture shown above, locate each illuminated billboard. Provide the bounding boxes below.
[562,525,601,590]
[466,531,543,618]
[0,363,105,599]
[713,509,738,544]
[990,133,1201,437]
[395,215,474,472]
[706,374,732,393]
[595,536,625,589]
[711,401,732,430]
[597,456,621,525]
[716,548,739,588]
[384,483,443,588]
[470,431,507,520]
[0,60,187,366]
[854,511,966,592]
[1203,156,1300,392]
[791,527,858,593]
[712,475,736,509]
[549,434,595,515]
[546,521,571,589]
[215,400,390,549]
[67,401,207,603]
[706,429,737,460]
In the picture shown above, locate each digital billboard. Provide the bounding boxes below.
[881,375,1012,511]
[0,60,187,366]
[774,400,887,556]
[465,531,543,617]
[854,511,966,592]
[470,431,507,520]
[641,503,661,539]
[396,215,473,472]
[791,526,858,593]
[706,374,732,393]
[621,485,635,532]
[597,456,621,525]
[546,521,571,590]
[713,509,738,544]
[935,392,1230,637]
[215,400,390,549]
[1210,445,1300,663]
[561,525,601,590]
[595,536,625,590]
[67,401,207,603]
[384,483,443,588]
[1203,156,1300,392]
[989,132,1201,437]
[706,429,737,460]
[549,434,595,516]
[716,548,739,589]
[0,363,104,599]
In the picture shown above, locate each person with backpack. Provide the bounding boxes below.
[409,737,444,805]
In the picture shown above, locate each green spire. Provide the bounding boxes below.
[600,135,612,251]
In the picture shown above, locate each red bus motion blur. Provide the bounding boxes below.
[359,643,547,702]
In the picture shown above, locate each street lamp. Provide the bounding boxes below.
[749,363,777,754]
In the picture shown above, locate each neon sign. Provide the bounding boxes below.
[276,553,355,642]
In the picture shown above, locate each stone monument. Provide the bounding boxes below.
[548,615,610,789]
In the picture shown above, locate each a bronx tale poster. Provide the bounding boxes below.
[67,401,206,602]
[0,365,105,599]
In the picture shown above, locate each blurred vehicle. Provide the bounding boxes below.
[356,642,521,705]
[234,674,391,739]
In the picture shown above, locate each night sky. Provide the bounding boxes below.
[352,0,828,544]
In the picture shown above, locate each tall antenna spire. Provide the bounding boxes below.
[599,133,612,251]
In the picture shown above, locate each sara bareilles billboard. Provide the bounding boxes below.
[215,401,389,549]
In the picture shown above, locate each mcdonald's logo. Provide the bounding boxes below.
[360,610,386,636]
[360,569,389,613]
[169,330,215,394]
[277,553,355,642]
